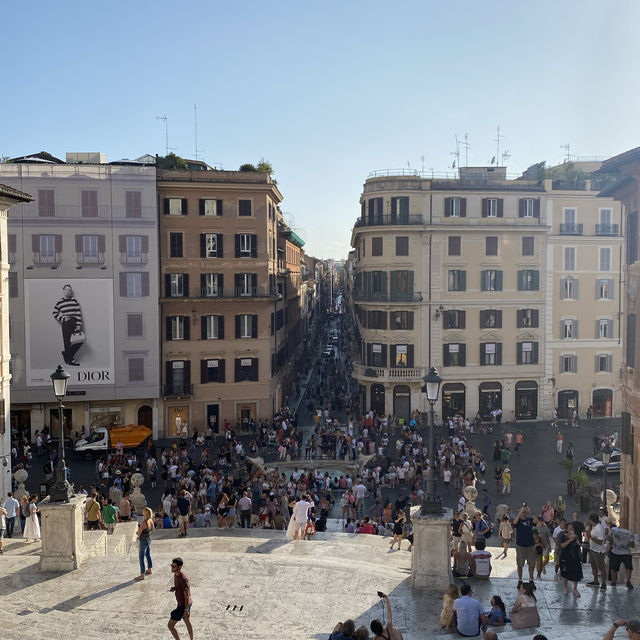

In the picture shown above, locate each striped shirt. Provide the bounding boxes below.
[53,296,82,328]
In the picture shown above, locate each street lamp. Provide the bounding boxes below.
[50,365,74,502]
[421,367,443,514]
[601,443,612,514]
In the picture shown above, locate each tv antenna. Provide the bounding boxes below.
[459,133,470,167]
[194,104,205,162]
[450,135,460,170]
[502,150,511,166]
[561,143,571,163]
[494,125,504,166]
[156,115,169,156]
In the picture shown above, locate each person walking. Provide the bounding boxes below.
[168,557,194,640]
[0,504,6,554]
[556,432,564,454]
[84,492,101,530]
[608,517,636,589]
[134,507,154,581]
[177,489,191,537]
[3,492,19,538]
[238,491,252,529]
[501,467,511,495]
[558,522,583,597]
[390,511,406,551]
[22,495,40,543]
[497,514,513,559]
[513,504,536,581]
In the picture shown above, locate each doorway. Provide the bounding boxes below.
[592,388,612,417]
[137,405,152,428]
[236,403,256,428]
[49,407,73,438]
[479,382,502,420]
[206,404,219,434]
[370,383,385,416]
[168,406,189,437]
[442,383,466,420]
[558,389,578,419]
[393,385,411,422]
[515,381,538,420]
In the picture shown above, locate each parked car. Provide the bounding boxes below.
[581,447,622,473]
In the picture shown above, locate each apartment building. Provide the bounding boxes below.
[0,184,32,499]
[157,168,288,436]
[597,147,640,531]
[350,165,622,423]
[0,153,161,439]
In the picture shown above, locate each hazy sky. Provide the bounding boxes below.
[2,1,639,258]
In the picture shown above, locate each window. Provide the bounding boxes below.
[369,343,387,367]
[8,272,17,298]
[125,191,142,218]
[236,314,257,338]
[120,272,150,298]
[448,236,461,256]
[562,319,578,339]
[596,278,614,300]
[518,270,539,291]
[166,273,187,297]
[38,189,55,217]
[484,198,499,217]
[480,309,502,329]
[393,344,410,367]
[600,208,612,225]
[517,309,539,328]
[164,198,187,215]
[597,319,613,339]
[235,357,258,382]
[522,237,534,256]
[167,316,188,341]
[372,237,383,256]
[200,198,222,216]
[563,208,576,225]
[481,270,503,291]
[80,234,103,263]
[166,360,191,395]
[517,341,539,364]
[238,199,252,216]
[444,310,465,329]
[81,190,98,218]
[39,234,56,259]
[128,357,145,383]
[202,233,222,258]
[561,354,577,373]
[600,247,611,271]
[444,343,466,367]
[202,315,223,340]
[391,310,413,330]
[368,310,388,329]
[486,236,498,256]
[445,197,465,217]
[391,197,409,222]
[628,212,638,265]
[627,314,636,368]
[169,232,183,258]
[519,198,537,218]
[448,270,466,291]
[596,354,613,373]
[564,247,576,271]
[202,273,222,297]
[235,273,257,296]
[395,236,409,256]
[201,359,225,383]
[368,197,384,224]
[390,270,413,299]
[560,277,579,300]
[480,342,502,365]
[236,233,256,258]
[126,313,144,338]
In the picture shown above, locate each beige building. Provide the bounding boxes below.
[0,184,32,498]
[158,168,305,436]
[350,166,623,423]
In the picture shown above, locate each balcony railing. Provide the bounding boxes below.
[353,363,426,381]
[76,252,105,266]
[595,223,619,236]
[354,214,424,228]
[120,252,149,265]
[352,291,423,303]
[163,384,193,398]
[199,287,277,299]
[8,252,16,265]
[32,252,62,265]
[559,223,583,235]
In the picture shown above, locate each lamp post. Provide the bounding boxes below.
[421,367,443,514]
[50,365,74,502]
[601,443,612,514]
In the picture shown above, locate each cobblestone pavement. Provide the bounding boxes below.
[0,529,637,640]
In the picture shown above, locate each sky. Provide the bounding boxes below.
[2,1,640,259]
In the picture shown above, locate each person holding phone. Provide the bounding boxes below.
[371,592,403,640]
[513,503,536,581]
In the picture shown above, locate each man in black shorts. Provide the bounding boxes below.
[169,557,193,640]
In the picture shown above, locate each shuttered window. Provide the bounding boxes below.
[81,190,98,217]
[448,236,461,256]
[125,191,142,218]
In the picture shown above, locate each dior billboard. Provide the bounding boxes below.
[24,279,115,386]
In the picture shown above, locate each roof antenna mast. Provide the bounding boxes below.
[494,125,503,166]
[156,115,168,156]
[460,133,470,168]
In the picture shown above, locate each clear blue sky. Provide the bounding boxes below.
[2,1,639,258]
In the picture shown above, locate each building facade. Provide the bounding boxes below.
[0,155,161,440]
[350,166,623,423]
[157,168,287,437]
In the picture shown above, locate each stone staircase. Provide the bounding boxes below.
[0,528,637,639]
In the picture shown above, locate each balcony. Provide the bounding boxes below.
[596,223,619,236]
[32,252,62,266]
[353,363,426,382]
[199,287,277,299]
[352,291,423,303]
[559,223,583,235]
[76,252,105,266]
[354,214,424,228]
[120,252,149,265]
[163,384,193,398]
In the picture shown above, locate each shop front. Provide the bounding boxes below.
[515,380,538,420]
[370,383,385,416]
[592,388,613,417]
[393,385,410,422]
[167,405,190,437]
[479,382,502,420]
[236,402,256,428]
[442,383,465,420]
[558,389,578,419]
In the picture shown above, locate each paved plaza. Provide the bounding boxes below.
[0,526,638,640]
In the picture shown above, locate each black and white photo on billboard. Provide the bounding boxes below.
[25,279,114,386]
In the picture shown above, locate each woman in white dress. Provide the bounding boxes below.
[23,494,41,542]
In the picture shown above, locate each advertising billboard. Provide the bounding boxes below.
[24,279,114,386]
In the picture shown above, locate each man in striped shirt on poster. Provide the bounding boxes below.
[53,284,84,366]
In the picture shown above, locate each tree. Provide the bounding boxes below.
[239,163,257,172]
[156,153,187,170]
[256,158,274,175]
